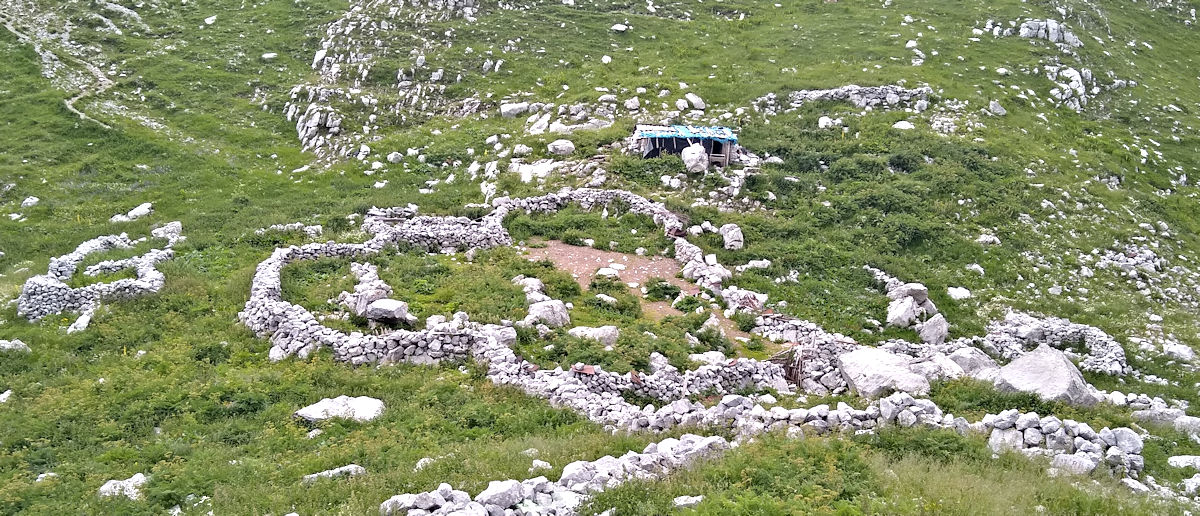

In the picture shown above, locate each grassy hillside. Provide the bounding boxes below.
[1,0,1199,513]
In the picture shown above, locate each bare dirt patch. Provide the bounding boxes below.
[522,240,750,340]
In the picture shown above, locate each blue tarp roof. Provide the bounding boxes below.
[635,124,738,143]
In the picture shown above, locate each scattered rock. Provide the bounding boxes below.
[98,473,148,500]
[547,139,575,156]
[302,464,365,484]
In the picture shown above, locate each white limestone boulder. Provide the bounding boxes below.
[98,473,148,500]
[682,143,708,174]
[994,344,1099,406]
[294,395,385,423]
[526,300,570,328]
[567,326,620,347]
[837,346,930,397]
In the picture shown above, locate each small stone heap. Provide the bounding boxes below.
[864,265,949,346]
[18,222,184,332]
[674,238,732,292]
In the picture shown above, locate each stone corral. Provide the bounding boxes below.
[17,222,185,332]
[240,188,688,363]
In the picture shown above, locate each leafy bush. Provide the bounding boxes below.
[673,295,703,313]
[644,278,681,301]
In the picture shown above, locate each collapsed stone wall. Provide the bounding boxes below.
[375,389,1149,515]
[862,266,1129,376]
[17,222,184,332]
[751,314,859,395]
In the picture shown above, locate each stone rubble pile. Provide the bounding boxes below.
[514,275,571,329]
[17,222,184,332]
[282,0,485,159]
[962,311,1130,376]
[864,265,948,346]
[1044,64,1132,112]
[337,262,415,326]
[862,266,1129,376]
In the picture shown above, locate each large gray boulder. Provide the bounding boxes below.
[718,224,744,250]
[365,299,411,322]
[547,139,575,156]
[837,346,930,397]
[885,297,921,327]
[994,344,1099,406]
[0,339,30,353]
[916,314,949,345]
[474,479,524,508]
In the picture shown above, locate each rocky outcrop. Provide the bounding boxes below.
[303,464,366,484]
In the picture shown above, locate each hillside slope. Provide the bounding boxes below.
[1,0,1199,514]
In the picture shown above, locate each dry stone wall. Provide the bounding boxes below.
[17,222,184,332]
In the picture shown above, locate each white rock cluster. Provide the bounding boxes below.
[1017,19,1083,47]
[17,222,184,332]
[255,222,323,238]
[864,266,948,345]
[98,473,148,500]
[961,311,1130,376]
[751,84,931,117]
